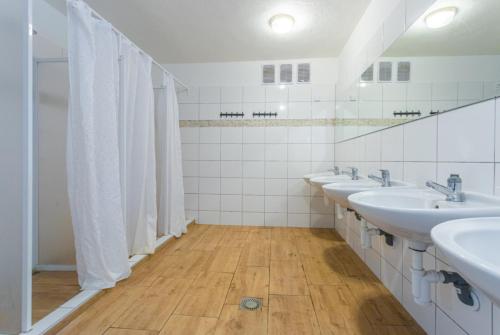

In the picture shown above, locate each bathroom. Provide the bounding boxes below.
[1,0,500,334]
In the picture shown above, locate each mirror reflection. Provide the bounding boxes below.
[335,0,500,142]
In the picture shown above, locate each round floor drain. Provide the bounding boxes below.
[240,297,262,311]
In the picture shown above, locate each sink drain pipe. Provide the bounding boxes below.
[410,248,479,310]
[360,219,379,249]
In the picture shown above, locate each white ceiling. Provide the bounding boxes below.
[384,0,500,56]
[44,0,371,63]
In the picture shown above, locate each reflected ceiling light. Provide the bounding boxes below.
[424,7,458,29]
[269,14,295,34]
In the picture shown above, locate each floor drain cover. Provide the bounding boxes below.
[240,297,262,311]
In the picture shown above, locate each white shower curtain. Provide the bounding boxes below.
[119,39,157,255]
[156,73,187,237]
[66,0,130,289]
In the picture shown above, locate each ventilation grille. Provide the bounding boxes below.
[361,64,374,82]
[297,63,311,83]
[397,62,411,82]
[262,64,275,84]
[280,64,293,83]
[378,62,392,82]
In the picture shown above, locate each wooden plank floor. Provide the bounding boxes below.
[51,224,426,335]
[32,271,80,323]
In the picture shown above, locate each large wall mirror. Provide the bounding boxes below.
[335,0,500,142]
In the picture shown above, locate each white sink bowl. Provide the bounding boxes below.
[432,218,500,306]
[309,175,357,189]
[303,172,336,184]
[348,188,500,246]
[322,180,411,208]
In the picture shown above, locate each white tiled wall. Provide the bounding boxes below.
[180,84,336,228]
[178,84,335,121]
[334,97,500,334]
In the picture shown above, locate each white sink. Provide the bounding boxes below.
[432,218,500,306]
[348,188,500,248]
[303,172,336,184]
[309,175,357,189]
[322,179,411,208]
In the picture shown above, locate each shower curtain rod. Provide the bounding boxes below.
[35,57,187,92]
[66,1,189,92]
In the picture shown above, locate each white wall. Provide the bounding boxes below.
[335,98,500,335]
[172,59,337,228]
[0,0,32,333]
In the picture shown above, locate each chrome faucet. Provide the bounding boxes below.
[426,174,465,202]
[328,166,340,175]
[342,167,360,180]
[368,169,391,187]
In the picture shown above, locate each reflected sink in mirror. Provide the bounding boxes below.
[322,179,411,208]
[348,188,500,248]
[432,217,500,306]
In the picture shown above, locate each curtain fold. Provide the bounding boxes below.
[66,0,130,289]
[156,73,187,237]
[119,39,157,255]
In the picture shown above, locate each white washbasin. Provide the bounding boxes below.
[303,171,336,184]
[348,188,500,247]
[309,175,358,189]
[432,218,500,306]
[322,179,411,208]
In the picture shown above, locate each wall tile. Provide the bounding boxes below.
[198,210,220,225]
[221,144,242,161]
[221,86,242,103]
[265,86,288,102]
[199,194,220,211]
[494,304,500,335]
[265,196,287,213]
[288,144,311,161]
[178,87,199,103]
[311,144,334,161]
[199,161,220,177]
[403,162,437,187]
[243,195,265,212]
[199,143,220,160]
[242,144,265,161]
[289,85,311,101]
[311,126,334,143]
[287,196,310,213]
[495,98,500,161]
[181,144,199,161]
[265,161,287,179]
[265,212,287,227]
[265,144,287,161]
[243,212,265,226]
[221,103,242,114]
[287,162,311,178]
[407,83,432,101]
[310,214,334,228]
[265,127,288,143]
[242,161,265,178]
[287,213,310,227]
[380,234,403,272]
[199,104,220,120]
[265,179,287,196]
[243,127,266,143]
[364,131,381,162]
[288,102,312,119]
[180,127,200,144]
[403,278,436,335]
[312,85,334,102]
[432,83,458,101]
[183,177,199,194]
[436,259,492,335]
[199,87,221,103]
[365,248,381,279]
[404,117,437,162]
[220,212,242,226]
[221,127,243,143]
[436,308,467,335]
[288,127,311,143]
[184,194,198,211]
[287,179,310,196]
[220,178,242,195]
[458,82,483,101]
[312,101,335,119]
[199,178,220,194]
[243,178,265,195]
[199,127,221,143]
[221,195,242,212]
[243,86,266,102]
[381,126,404,161]
[179,103,199,120]
[438,100,495,162]
[182,160,199,177]
[220,161,242,178]
[381,259,403,302]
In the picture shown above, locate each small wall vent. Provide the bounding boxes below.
[280,64,293,83]
[378,62,392,82]
[297,63,310,83]
[397,62,411,82]
[262,64,275,84]
[360,64,374,82]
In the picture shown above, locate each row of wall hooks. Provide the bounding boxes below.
[253,112,278,118]
[219,113,244,118]
[393,109,446,118]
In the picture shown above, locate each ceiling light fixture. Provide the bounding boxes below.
[424,7,458,29]
[269,14,295,34]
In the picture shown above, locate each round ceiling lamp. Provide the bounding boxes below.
[269,14,295,34]
[424,7,458,29]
